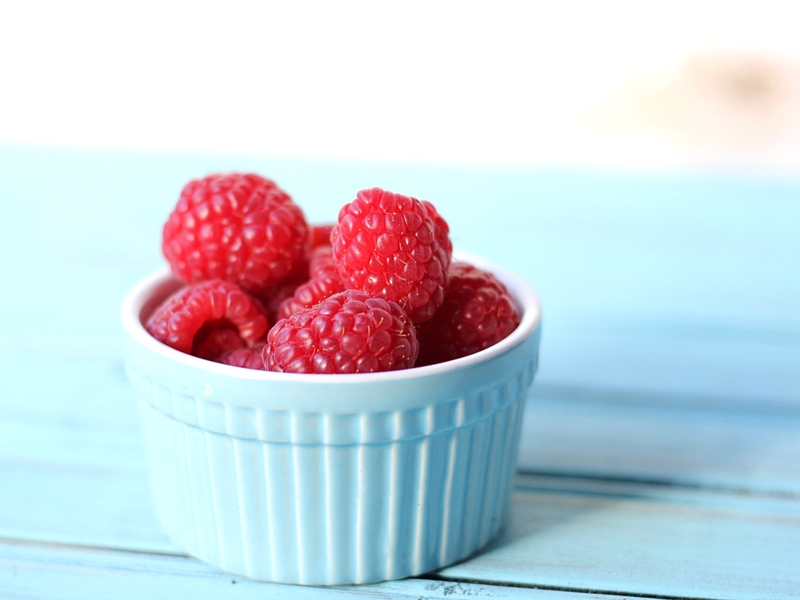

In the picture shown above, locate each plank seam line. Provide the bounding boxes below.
[515,469,800,501]
[0,535,190,559]
[421,573,723,600]
[1,535,720,599]
[529,383,800,417]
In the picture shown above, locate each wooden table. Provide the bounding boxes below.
[2,147,799,599]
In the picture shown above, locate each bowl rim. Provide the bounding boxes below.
[121,254,541,385]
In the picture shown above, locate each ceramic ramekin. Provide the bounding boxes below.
[121,262,541,585]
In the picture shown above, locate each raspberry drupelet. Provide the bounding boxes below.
[331,188,452,324]
[415,261,521,366]
[264,290,419,374]
[162,173,309,294]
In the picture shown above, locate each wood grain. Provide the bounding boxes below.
[442,480,800,600]
[4,539,613,600]
[518,386,800,495]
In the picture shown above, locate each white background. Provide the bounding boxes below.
[1,0,799,172]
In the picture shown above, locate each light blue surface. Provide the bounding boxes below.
[1,145,799,598]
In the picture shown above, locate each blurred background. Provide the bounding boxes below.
[1,0,799,173]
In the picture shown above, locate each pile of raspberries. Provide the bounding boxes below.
[146,173,521,374]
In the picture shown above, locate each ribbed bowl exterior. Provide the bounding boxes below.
[122,266,541,585]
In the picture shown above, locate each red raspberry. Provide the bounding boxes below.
[162,173,309,293]
[309,223,335,250]
[192,326,247,361]
[255,268,310,323]
[277,273,345,319]
[264,290,419,374]
[276,246,345,319]
[145,280,269,357]
[420,200,453,257]
[309,246,338,279]
[331,188,451,324]
[218,344,266,370]
[416,262,520,366]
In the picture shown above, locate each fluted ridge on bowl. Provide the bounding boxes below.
[126,352,537,445]
[139,384,528,585]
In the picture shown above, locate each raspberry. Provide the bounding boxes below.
[264,290,419,374]
[331,188,451,324]
[309,246,338,279]
[276,246,345,319]
[309,223,335,250]
[255,268,310,323]
[416,262,520,366]
[420,200,453,257]
[277,273,345,319]
[162,173,309,293]
[218,344,266,370]
[192,326,247,361]
[145,279,269,357]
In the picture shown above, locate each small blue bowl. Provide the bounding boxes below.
[121,260,541,585]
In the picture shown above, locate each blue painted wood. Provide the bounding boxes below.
[3,540,601,600]
[518,385,800,495]
[441,483,800,600]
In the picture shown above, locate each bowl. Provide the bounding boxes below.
[121,261,541,585]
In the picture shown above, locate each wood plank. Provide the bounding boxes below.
[441,476,800,600]
[537,327,799,404]
[0,539,628,600]
[0,455,173,554]
[518,384,800,495]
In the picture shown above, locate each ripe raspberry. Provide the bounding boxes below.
[218,344,266,370]
[264,290,419,374]
[192,326,247,361]
[255,268,310,324]
[162,173,309,293]
[331,188,451,324]
[277,273,345,320]
[420,200,453,257]
[309,223,335,250]
[309,246,338,279]
[145,279,269,357]
[276,246,345,319]
[416,262,520,366]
